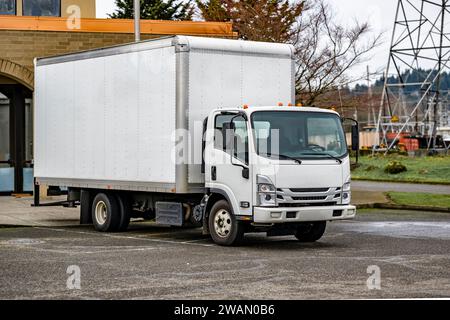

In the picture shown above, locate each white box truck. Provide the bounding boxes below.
[34,36,357,246]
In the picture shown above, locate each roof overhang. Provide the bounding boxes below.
[0,16,236,37]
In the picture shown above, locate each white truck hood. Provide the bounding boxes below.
[255,157,350,189]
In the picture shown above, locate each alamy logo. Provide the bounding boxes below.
[66,265,81,290]
[366,265,381,290]
[66,5,81,30]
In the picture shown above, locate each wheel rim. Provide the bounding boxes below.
[95,200,107,225]
[214,209,232,238]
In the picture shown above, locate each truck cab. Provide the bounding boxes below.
[202,105,357,245]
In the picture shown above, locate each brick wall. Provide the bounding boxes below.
[0,29,160,73]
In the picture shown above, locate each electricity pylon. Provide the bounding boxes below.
[376,0,450,152]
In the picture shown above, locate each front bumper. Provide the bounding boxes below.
[253,205,356,224]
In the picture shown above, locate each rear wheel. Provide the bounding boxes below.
[294,222,326,242]
[92,193,121,232]
[208,200,244,246]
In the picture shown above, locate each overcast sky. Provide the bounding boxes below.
[95,0,398,84]
[332,0,397,83]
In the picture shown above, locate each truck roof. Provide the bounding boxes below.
[218,106,341,117]
[35,35,295,66]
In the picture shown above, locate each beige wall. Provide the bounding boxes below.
[15,0,96,18]
[16,0,21,15]
[61,0,96,18]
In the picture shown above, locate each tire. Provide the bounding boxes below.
[91,193,121,232]
[116,193,131,232]
[294,222,327,242]
[208,200,244,246]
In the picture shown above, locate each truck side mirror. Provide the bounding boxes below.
[351,124,359,151]
[222,122,235,151]
[343,117,359,164]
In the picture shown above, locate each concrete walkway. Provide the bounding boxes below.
[352,180,450,195]
[0,195,79,227]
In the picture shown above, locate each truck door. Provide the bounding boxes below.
[204,112,253,217]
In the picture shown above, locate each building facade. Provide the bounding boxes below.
[0,0,235,194]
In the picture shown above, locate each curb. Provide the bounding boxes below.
[356,203,450,213]
[352,178,450,186]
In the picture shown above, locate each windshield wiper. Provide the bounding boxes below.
[267,153,302,164]
[300,153,343,164]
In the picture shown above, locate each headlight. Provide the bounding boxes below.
[342,177,351,204]
[258,193,276,206]
[257,175,277,207]
[258,184,276,193]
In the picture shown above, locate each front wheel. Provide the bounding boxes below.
[208,200,244,246]
[294,221,326,242]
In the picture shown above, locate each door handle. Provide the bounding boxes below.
[211,166,217,181]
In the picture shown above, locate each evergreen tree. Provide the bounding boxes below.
[109,0,194,21]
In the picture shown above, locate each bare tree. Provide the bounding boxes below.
[197,0,305,43]
[293,1,382,105]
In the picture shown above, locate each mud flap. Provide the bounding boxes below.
[80,189,93,225]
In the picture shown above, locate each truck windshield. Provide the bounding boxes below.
[251,111,347,160]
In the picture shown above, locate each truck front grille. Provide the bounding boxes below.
[279,202,337,208]
[292,196,327,201]
[277,187,341,206]
[290,188,329,193]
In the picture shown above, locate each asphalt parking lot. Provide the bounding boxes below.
[1,205,449,299]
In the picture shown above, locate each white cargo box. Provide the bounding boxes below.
[34,36,295,193]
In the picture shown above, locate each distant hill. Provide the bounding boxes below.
[352,69,450,94]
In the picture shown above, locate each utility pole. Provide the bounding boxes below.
[134,0,140,42]
[338,86,344,116]
[367,65,373,125]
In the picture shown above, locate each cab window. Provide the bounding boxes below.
[214,114,249,164]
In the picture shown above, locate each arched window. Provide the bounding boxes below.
[23,0,61,17]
